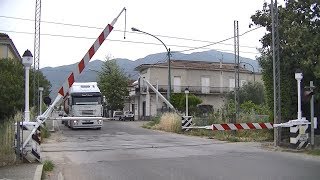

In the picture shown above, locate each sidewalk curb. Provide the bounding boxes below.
[33,164,43,180]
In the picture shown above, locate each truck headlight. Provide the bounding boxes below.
[73,120,78,124]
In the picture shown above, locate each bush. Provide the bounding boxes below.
[43,160,54,171]
[170,93,202,115]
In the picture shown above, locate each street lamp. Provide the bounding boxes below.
[295,69,303,120]
[185,88,189,116]
[131,27,171,101]
[240,62,255,82]
[22,49,33,122]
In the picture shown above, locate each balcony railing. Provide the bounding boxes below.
[130,85,232,96]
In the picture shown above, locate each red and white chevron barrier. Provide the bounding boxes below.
[211,122,273,131]
[58,8,126,97]
[182,122,274,130]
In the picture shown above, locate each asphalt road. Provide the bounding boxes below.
[42,120,320,180]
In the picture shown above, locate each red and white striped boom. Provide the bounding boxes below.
[58,7,126,97]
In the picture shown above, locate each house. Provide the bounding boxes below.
[129,59,262,120]
[0,33,22,61]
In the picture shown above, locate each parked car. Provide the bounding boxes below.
[124,111,134,121]
[113,111,124,121]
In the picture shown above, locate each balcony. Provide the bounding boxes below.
[131,85,231,95]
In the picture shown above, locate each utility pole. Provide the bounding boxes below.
[33,0,41,113]
[271,0,281,146]
[305,81,316,149]
[234,20,240,123]
[310,81,315,149]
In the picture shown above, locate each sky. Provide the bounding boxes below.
[0,0,276,68]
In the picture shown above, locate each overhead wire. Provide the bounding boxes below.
[174,26,262,53]
[0,29,259,55]
[0,15,259,49]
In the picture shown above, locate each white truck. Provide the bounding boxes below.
[63,82,103,129]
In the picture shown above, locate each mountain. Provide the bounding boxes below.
[41,50,260,98]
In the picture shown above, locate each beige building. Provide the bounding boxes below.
[0,33,21,61]
[129,60,262,120]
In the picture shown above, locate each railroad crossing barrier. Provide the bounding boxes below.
[15,121,41,162]
[182,122,273,131]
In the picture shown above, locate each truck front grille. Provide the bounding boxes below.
[82,110,94,115]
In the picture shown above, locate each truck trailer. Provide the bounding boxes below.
[63,82,103,129]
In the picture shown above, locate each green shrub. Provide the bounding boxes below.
[43,160,54,171]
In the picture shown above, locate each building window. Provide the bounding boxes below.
[229,78,235,91]
[201,77,210,94]
[173,76,181,93]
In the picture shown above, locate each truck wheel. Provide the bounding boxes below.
[96,127,101,130]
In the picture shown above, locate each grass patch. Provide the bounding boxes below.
[142,113,181,133]
[43,160,54,171]
[41,126,51,139]
[142,116,160,129]
[184,128,272,142]
[153,113,181,133]
[186,129,214,138]
[306,149,320,156]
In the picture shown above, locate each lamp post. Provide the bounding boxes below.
[131,27,171,101]
[185,88,189,116]
[240,62,255,82]
[22,49,33,122]
[295,69,303,121]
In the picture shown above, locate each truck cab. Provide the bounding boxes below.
[64,82,103,129]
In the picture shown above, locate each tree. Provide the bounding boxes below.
[98,59,129,111]
[0,58,52,120]
[251,1,320,120]
[170,93,202,114]
[227,82,265,105]
[0,58,24,120]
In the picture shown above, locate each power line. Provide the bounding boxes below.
[0,29,259,55]
[175,26,262,53]
[0,15,258,49]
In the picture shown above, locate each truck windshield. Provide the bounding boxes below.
[72,96,101,105]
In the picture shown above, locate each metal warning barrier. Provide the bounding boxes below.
[182,116,193,131]
[290,124,308,149]
[15,122,41,162]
